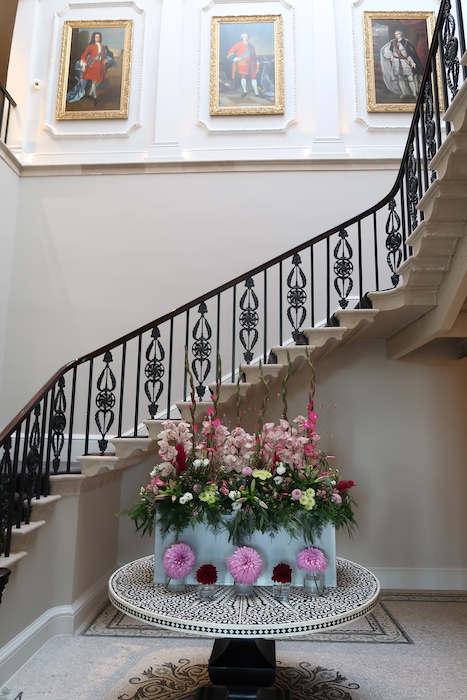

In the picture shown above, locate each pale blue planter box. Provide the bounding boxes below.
[154,520,336,587]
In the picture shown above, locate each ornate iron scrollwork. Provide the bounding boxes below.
[443,0,459,99]
[239,278,259,364]
[192,302,212,399]
[0,438,13,556]
[287,253,307,343]
[95,351,116,455]
[24,405,42,523]
[334,230,354,308]
[386,199,402,287]
[145,327,165,419]
[51,376,67,474]
[407,142,419,234]
[423,81,437,184]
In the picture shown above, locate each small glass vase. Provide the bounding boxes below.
[272,582,291,601]
[303,571,324,596]
[165,576,186,593]
[234,582,254,596]
[198,583,216,601]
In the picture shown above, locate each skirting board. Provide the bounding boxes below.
[0,568,112,683]
[370,567,467,590]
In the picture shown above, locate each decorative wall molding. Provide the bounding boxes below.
[197,0,297,134]
[45,1,145,139]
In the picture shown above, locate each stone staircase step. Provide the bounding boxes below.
[240,363,284,384]
[271,345,316,367]
[332,309,379,345]
[417,180,467,223]
[302,328,347,359]
[110,436,158,461]
[143,419,179,439]
[29,494,62,522]
[76,454,119,477]
[208,381,251,405]
[176,401,213,423]
[0,551,27,569]
[8,520,46,554]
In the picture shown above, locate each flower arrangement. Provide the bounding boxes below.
[121,356,356,546]
[227,546,263,585]
[296,546,328,574]
[163,542,195,580]
[272,563,292,584]
[196,564,218,585]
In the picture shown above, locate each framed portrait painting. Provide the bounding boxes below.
[56,20,133,120]
[210,15,284,116]
[363,11,436,112]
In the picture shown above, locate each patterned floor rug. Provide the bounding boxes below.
[82,597,412,644]
[100,648,360,700]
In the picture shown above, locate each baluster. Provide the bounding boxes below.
[333,230,354,309]
[51,377,67,474]
[0,438,13,556]
[287,253,307,343]
[406,142,419,234]
[423,81,437,185]
[386,199,402,287]
[145,327,165,419]
[443,0,460,99]
[192,302,212,399]
[239,278,259,364]
[24,405,42,523]
[95,351,116,455]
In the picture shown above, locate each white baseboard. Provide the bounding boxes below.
[371,567,467,590]
[0,568,112,683]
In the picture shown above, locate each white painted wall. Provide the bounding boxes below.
[4,0,444,165]
[0,148,20,407]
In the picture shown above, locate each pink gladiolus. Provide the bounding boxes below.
[163,542,196,579]
[242,467,253,476]
[331,493,342,504]
[291,489,303,500]
[304,443,315,457]
[227,546,263,584]
[212,418,221,428]
[296,546,328,573]
[207,405,214,415]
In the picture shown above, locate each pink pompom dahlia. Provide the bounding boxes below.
[163,542,196,579]
[227,546,263,585]
[296,546,328,573]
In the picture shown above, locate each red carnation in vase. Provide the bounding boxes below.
[272,563,292,584]
[336,480,355,492]
[196,564,218,585]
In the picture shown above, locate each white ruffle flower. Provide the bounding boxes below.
[276,463,286,475]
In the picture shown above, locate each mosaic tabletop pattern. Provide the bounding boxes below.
[109,557,380,638]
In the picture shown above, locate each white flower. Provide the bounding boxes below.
[203,458,210,466]
[276,464,286,475]
[183,492,193,501]
[273,476,283,484]
[150,467,158,477]
[193,459,202,467]
[229,490,241,500]
[331,480,336,486]
[179,496,188,504]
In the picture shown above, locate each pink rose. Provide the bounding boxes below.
[193,484,202,493]
[291,489,302,500]
[242,467,253,476]
[331,493,342,504]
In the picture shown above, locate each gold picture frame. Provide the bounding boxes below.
[210,15,284,116]
[56,20,133,120]
[363,11,436,113]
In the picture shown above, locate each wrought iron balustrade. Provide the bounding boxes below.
[0,0,466,561]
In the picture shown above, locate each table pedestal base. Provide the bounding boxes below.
[195,639,293,700]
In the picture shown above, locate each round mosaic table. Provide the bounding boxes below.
[109,556,379,700]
